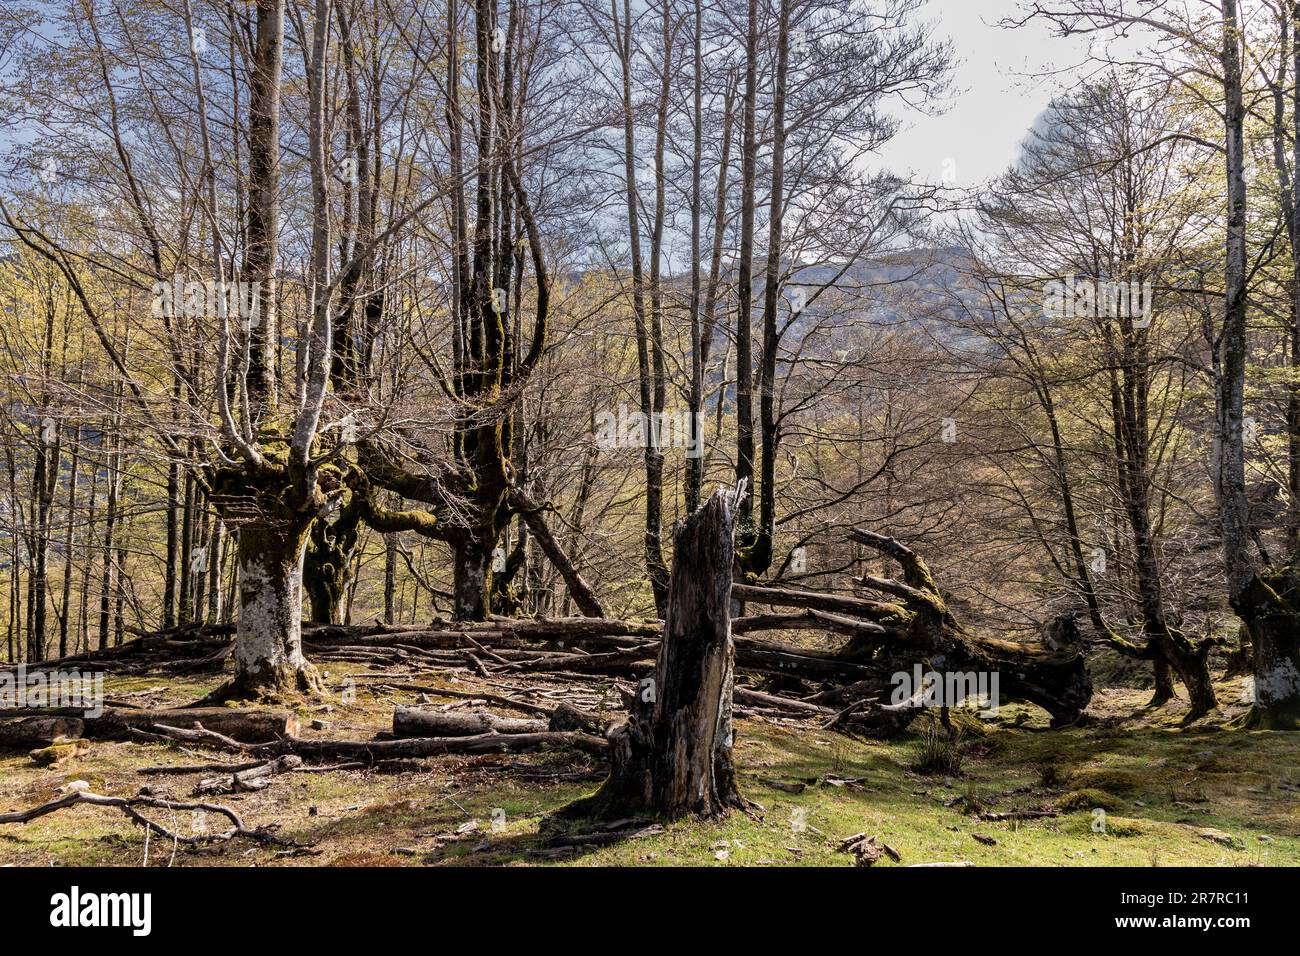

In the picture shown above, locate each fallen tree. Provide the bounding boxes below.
[737,531,1093,725]
[144,721,609,762]
[0,716,84,748]
[0,788,297,847]
[0,707,298,743]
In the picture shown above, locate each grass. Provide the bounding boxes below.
[0,668,1298,867]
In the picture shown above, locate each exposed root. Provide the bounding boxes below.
[192,661,324,707]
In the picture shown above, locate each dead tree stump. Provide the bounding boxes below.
[568,489,746,819]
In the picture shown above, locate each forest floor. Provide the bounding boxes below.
[1,664,1298,867]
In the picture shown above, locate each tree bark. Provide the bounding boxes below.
[569,489,746,819]
[452,537,493,621]
[392,706,548,737]
[226,522,321,697]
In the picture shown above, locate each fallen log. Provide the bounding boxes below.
[547,702,613,736]
[1,707,298,743]
[194,755,304,795]
[0,716,84,749]
[306,617,659,648]
[732,687,834,717]
[732,610,897,640]
[145,722,609,761]
[392,706,549,738]
[733,583,907,624]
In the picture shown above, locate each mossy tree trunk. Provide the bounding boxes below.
[1238,564,1300,729]
[229,520,322,697]
[304,498,363,624]
[452,536,494,622]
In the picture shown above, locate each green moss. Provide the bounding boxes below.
[1058,789,1122,812]
[1070,769,1143,792]
[0,672,1297,867]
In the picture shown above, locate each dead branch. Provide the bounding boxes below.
[0,789,298,847]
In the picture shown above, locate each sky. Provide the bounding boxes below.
[874,0,1096,189]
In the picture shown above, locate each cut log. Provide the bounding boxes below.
[392,706,549,738]
[0,707,298,743]
[569,488,747,819]
[0,716,84,749]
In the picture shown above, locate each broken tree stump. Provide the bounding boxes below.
[568,488,747,819]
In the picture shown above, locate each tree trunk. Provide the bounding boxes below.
[452,538,492,621]
[1217,0,1300,727]
[1150,656,1175,707]
[568,489,746,819]
[613,0,668,615]
[750,0,791,577]
[734,0,759,548]
[1153,629,1216,718]
[1238,564,1300,729]
[305,500,362,624]
[163,456,179,629]
[245,0,284,407]
[685,0,704,514]
[58,423,81,658]
[227,523,321,697]
[384,533,397,625]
